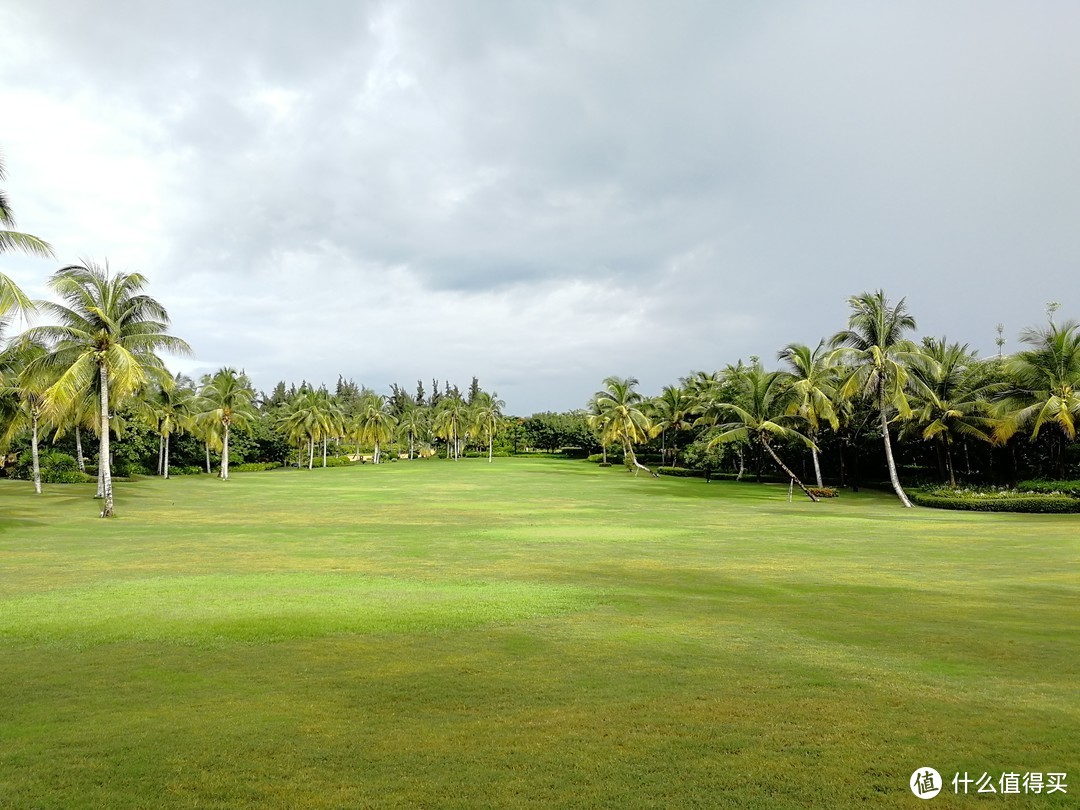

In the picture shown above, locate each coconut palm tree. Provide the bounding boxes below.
[353,393,397,464]
[0,339,55,494]
[471,391,505,462]
[395,402,430,459]
[777,341,839,487]
[902,338,995,487]
[139,374,197,479]
[650,384,694,467]
[830,290,920,508]
[585,394,617,464]
[0,154,50,318]
[701,361,820,502]
[433,395,469,460]
[199,367,257,480]
[591,376,657,476]
[993,320,1080,478]
[25,262,190,516]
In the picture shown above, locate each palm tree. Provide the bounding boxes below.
[0,339,55,494]
[25,262,190,516]
[433,395,469,460]
[396,402,430,459]
[0,154,50,318]
[993,320,1080,478]
[902,338,995,487]
[353,393,397,464]
[139,374,197,479]
[585,394,617,464]
[701,362,820,502]
[650,384,694,467]
[591,376,657,476]
[830,290,920,508]
[199,368,257,480]
[777,341,839,487]
[471,391,505,462]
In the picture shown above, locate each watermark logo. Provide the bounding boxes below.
[911,767,942,799]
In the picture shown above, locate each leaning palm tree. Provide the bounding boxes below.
[993,319,1080,478]
[777,341,839,487]
[25,262,191,516]
[592,376,657,476]
[830,290,920,508]
[702,362,820,502]
[199,367,257,480]
[471,391,505,462]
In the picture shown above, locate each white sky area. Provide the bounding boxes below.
[1,1,1078,412]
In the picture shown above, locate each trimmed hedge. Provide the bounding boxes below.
[658,467,704,478]
[1017,480,1080,497]
[233,462,283,472]
[910,489,1080,513]
[807,487,839,498]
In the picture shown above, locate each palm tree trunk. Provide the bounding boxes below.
[762,439,818,502]
[99,363,114,517]
[157,434,164,476]
[879,387,913,507]
[811,445,823,488]
[164,433,170,479]
[488,432,493,463]
[602,445,607,464]
[322,437,327,468]
[205,442,211,474]
[308,437,314,469]
[75,425,85,473]
[737,448,745,480]
[945,442,956,488]
[31,411,41,495]
[374,441,380,464]
[221,422,230,480]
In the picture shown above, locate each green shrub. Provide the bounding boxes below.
[597,462,612,468]
[232,462,282,472]
[658,467,704,478]
[8,450,89,482]
[807,486,838,498]
[46,470,97,484]
[1017,480,1080,497]
[586,453,605,463]
[910,488,1080,513]
[167,465,203,476]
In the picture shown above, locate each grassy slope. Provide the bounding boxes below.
[0,458,1076,808]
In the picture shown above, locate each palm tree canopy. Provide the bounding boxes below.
[994,319,1080,441]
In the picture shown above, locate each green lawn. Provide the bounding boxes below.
[0,458,1076,808]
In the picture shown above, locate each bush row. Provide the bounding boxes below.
[910,489,1080,513]
[1017,480,1080,497]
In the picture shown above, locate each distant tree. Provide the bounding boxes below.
[471,391,505,462]
[591,376,657,476]
[199,368,258,480]
[777,341,839,488]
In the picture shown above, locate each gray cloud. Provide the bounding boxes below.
[1,0,1078,411]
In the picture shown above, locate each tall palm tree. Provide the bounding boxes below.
[701,362,820,502]
[0,339,55,494]
[395,402,430,459]
[592,376,657,476]
[471,391,505,462]
[585,393,617,464]
[276,389,319,468]
[199,368,257,480]
[993,320,1080,478]
[650,384,694,467]
[777,341,839,487]
[902,338,995,487]
[139,374,197,479]
[830,290,920,508]
[433,395,469,460]
[353,393,397,464]
[26,262,190,516]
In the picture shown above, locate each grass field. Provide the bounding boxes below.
[0,458,1076,808]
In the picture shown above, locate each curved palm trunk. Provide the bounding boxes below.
[762,439,819,502]
[75,425,85,473]
[879,387,913,507]
[622,431,657,477]
[99,363,114,517]
[220,421,231,480]
[308,437,314,470]
[164,433,170,479]
[811,445,823,488]
[31,411,41,495]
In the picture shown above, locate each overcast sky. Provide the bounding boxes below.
[1,1,1077,412]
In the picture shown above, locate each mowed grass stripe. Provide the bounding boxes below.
[0,457,1076,808]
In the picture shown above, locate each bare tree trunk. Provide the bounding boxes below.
[322,437,327,468]
[157,434,164,476]
[99,364,114,517]
[488,432,493,463]
[880,387,913,507]
[204,442,211,474]
[308,437,314,469]
[602,445,607,464]
[374,441,380,464]
[75,425,85,473]
[811,445,823,488]
[762,440,819,502]
[164,433,170,479]
[31,412,41,495]
[221,422,230,480]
